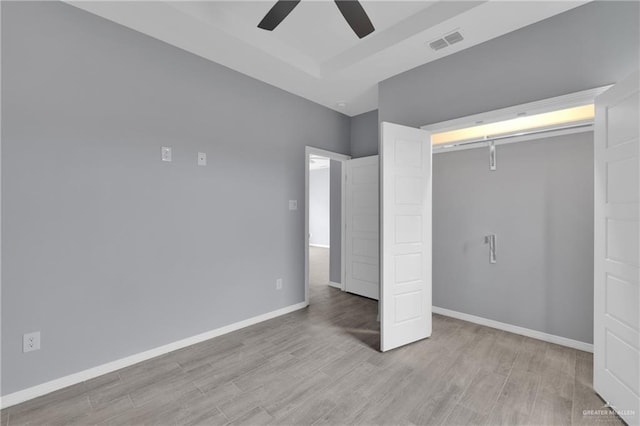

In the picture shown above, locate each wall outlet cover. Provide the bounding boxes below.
[276,278,283,290]
[289,200,297,210]
[23,332,41,353]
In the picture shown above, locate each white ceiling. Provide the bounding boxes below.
[66,0,588,116]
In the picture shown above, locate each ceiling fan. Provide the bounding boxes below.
[258,0,375,39]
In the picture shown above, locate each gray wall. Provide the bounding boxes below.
[379,1,640,128]
[349,110,379,158]
[433,132,594,343]
[1,1,350,395]
[378,1,639,343]
[309,168,330,246]
[329,160,342,284]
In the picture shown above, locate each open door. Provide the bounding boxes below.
[345,156,379,300]
[594,71,640,425]
[380,122,432,352]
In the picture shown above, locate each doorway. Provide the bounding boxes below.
[304,147,350,305]
[308,153,336,295]
[304,146,381,350]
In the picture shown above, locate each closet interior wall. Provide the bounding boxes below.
[432,131,594,344]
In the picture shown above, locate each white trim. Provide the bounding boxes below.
[305,147,350,162]
[340,163,347,292]
[421,85,612,134]
[309,243,330,249]
[433,125,594,154]
[432,306,593,353]
[328,281,342,289]
[304,146,351,305]
[0,301,308,409]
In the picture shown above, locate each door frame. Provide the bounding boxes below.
[305,146,351,305]
[421,85,611,153]
[415,85,612,352]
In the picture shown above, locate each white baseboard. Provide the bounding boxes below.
[0,301,308,409]
[309,243,330,249]
[328,281,342,289]
[432,306,593,353]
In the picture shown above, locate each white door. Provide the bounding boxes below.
[594,70,640,426]
[380,122,432,352]
[345,156,379,300]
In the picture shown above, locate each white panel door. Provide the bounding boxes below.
[345,156,379,300]
[594,70,640,426]
[380,122,432,352]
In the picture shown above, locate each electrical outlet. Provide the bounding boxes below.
[23,332,41,353]
[276,278,283,290]
[289,200,297,211]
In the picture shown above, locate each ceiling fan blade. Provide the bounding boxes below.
[258,0,301,31]
[334,0,375,39]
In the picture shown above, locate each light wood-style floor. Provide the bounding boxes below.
[1,247,621,425]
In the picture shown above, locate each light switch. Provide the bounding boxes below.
[161,147,172,162]
[289,200,297,210]
[198,152,207,166]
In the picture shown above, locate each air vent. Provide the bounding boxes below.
[429,38,448,51]
[429,30,464,52]
[444,31,464,45]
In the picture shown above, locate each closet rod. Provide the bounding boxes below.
[433,121,593,152]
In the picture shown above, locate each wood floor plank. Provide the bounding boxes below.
[442,404,488,426]
[538,344,577,401]
[511,337,549,374]
[7,394,91,426]
[69,395,133,425]
[127,370,202,408]
[189,350,270,394]
[528,390,573,426]
[228,406,273,426]
[1,408,8,426]
[406,378,464,426]
[574,351,593,386]
[6,382,88,417]
[458,368,508,415]
[312,394,370,426]
[194,381,242,408]
[231,352,296,392]
[486,369,539,425]
[217,388,270,422]
[87,361,183,410]
[261,371,333,419]
[485,331,523,376]
[572,355,625,426]
[83,371,122,394]
[276,397,336,425]
[170,394,231,426]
